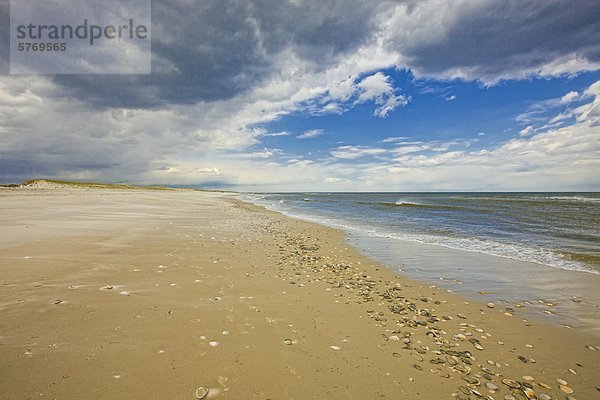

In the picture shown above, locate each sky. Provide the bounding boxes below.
[1,0,600,191]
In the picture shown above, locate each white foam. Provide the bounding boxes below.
[395,200,420,205]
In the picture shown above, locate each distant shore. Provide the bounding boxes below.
[0,186,598,399]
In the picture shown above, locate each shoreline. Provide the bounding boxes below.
[1,188,598,399]
[243,193,600,335]
[350,231,600,335]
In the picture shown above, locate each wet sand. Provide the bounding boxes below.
[0,188,598,399]
[350,232,600,335]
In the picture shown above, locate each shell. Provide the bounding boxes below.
[462,376,480,385]
[502,379,521,389]
[195,387,209,399]
[522,387,537,399]
[537,382,551,389]
[560,385,574,394]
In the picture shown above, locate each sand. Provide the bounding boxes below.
[0,188,598,399]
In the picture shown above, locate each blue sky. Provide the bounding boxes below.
[1,0,599,191]
[259,69,600,160]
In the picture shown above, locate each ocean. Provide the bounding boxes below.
[243,192,600,329]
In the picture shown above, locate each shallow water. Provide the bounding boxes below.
[350,231,600,333]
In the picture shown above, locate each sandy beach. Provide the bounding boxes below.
[0,187,598,400]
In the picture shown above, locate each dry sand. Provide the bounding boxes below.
[0,188,598,399]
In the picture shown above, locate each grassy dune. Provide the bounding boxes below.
[20,179,178,191]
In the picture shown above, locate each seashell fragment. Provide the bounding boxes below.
[195,387,209,399]
[537,382,551,389]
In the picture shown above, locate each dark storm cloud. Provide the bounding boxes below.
[388,0,600,81]
[0,1,9,74]
[4,0,600,106]
[52,0,383,109]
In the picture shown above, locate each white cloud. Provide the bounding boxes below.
[561,91,579,103]
[391,145,425,155]
[296,129,324,139]
[260,131,290,137]
[519,126,534,137]
[330,145,387,159]
[381,136,411,143]
[354,72,410,117]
